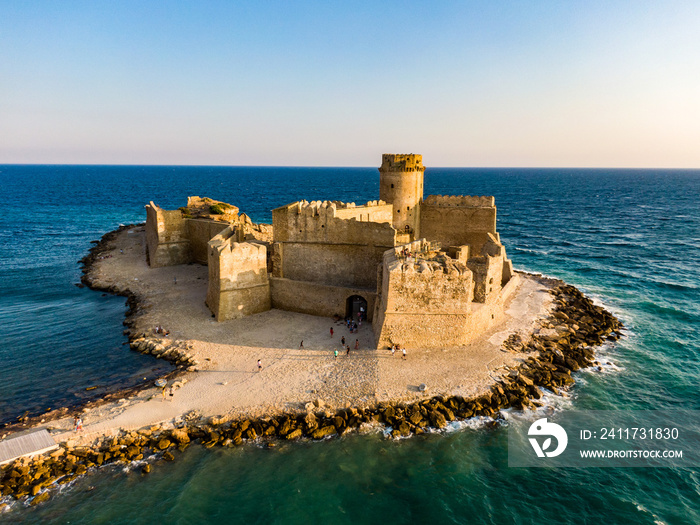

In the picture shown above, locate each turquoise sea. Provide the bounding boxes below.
[0,165,698,524]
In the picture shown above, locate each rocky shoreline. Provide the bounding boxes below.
[0,226,623,507]
[0,225,185,434]
[1,281,622,507]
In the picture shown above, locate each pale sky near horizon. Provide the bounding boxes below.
[1,1,699,168]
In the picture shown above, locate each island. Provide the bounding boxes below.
[0,155,622,506]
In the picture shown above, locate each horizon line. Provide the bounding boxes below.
[1,162,699,171]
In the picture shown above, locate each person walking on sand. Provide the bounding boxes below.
[355,339,359,350]
[402,347,407,360]
[334,348,338,360]
[299,340,304,349]
[346,345,350,356]
[341,336,345,346]
[257,359,262,372]
[75,417,83,432]
[330,327,334,338]
[391,345,395,357]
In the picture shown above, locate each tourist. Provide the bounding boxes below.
[161,385,167,401]
[355,339,359,350]
[341,336,345,346]
[334,349,338,360]
[330,327,334,338]
[402,347,407,360]
[299,340,304,349]
[173,276,177,285]
[346,345,350,356]
[75,417,83,432]
[391,345,395,357]
[257,359,262,372]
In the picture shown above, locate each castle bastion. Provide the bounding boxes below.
[145,154,517,349]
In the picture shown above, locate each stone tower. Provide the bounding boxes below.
[379,153,425,239]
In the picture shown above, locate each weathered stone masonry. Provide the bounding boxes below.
[144,155,517,348]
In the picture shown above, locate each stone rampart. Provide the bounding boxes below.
[271,201,396,289]
[145,202,191,267]
[187,219,230,265]
[466,234,505,303]
[420,197,497,255]
[333,200,392,223]
[373,240,476,349]
[206,227,270,321]
[423,195,495,207]
[270,278,376,321]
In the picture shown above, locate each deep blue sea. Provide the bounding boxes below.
[0,165,698,524]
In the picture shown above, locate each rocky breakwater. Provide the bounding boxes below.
[128,337,198,370]
[0,282,623,506]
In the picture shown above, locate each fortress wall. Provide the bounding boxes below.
[207,228,270,321]
[272,201,396,245]
[467,255,504,303]
[460,271,520,339]
[271,201,396,289]
[186,219,230,265]
[420,202,496,254]
[333,202,393,223]
[145,202,191,268]
[374,260,521,350]
[373,245,476,349]
[423,195,495,207]
[270,278,376,322]
[277,243,388,289]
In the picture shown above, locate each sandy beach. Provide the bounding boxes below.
[39,225,553,444]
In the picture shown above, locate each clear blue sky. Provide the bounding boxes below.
[1,1,699,167]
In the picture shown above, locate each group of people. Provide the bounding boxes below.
[344,318,360,333]
[390,344,407,360]
[154,325,170,336]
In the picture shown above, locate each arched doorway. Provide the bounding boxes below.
[346,295,368,322]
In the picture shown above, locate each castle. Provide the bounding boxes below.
[145,154,518,349]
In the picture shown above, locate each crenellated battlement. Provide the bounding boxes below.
[294,199,388,215]
[423,195,495,207]
[379,154,425,172]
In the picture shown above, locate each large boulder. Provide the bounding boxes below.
[170,428,190,444]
